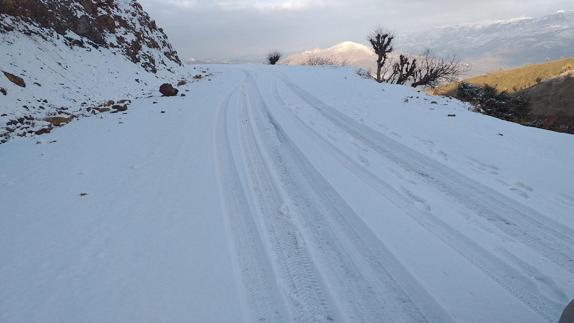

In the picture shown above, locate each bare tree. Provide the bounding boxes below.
[411,50,462,88]
[388,55,417,85]
[303,54,339,66]
[267,51,281,65]
[368,29,394,83]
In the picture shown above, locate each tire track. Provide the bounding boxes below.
[215,85,291,322]
[237,86,341,322]
[243,73,453,322]
[281,78,574,277]
[272,80,568,321]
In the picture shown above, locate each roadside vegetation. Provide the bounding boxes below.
[367,28,463,88]
[437,58,574,134]
[267,51,281,65]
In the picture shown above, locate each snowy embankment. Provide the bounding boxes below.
[0,16,190,142]
[1,65,573,323]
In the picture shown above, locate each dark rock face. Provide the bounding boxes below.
[0,0,182,73]
[159,83,178,97]
[2,71,26,87]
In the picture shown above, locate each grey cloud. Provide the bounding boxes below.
[139,0,573,61]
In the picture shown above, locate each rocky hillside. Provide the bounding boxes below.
[0,0,191,144]
[435,58,574,134]
[0,0,181,73]
[519,72,574,134]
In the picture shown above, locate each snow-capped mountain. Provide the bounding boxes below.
[283,41,377,71]
[0,0,189,143]
[401,10,574,74]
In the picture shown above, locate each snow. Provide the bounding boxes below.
[1,64,574,322]
[283,41,377,71]
[0,16,187,141]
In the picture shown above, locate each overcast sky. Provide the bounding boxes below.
[138,0,573,62]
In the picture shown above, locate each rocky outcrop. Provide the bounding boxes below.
[0,0,182,73]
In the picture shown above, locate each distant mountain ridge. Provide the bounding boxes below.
[401,10,574,74]
[284,11,574,75]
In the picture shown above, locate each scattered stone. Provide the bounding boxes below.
[104,100,115,106]
[80,193,88,197]
[159,83,178,96]
[431,101,438,104]
[448,114,456,117]
[2,71,26,87]
[180,93,186,97]
[177,79,187,86]
[35,127,53,135]
[160,110,165,113]
[33,82,42,87]
[0,87,6,95]
[95,107,111,113]
[45,115,74,127]
[111,104,128,113]
[498,133,504,136]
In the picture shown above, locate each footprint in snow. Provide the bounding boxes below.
[437,151,448,161]
[515,182,534,192]
[358,154,370,167]
[509,187,529,198]
[279,204,290,217]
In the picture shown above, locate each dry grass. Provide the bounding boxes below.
[435,57,574,96]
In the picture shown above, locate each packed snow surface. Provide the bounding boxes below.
[1,65,574,323]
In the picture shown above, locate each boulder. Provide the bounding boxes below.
[159,83,178,96]
[0,87,6,95]
[2,71,26,87]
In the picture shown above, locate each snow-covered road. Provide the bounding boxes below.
[1,65,574,322]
